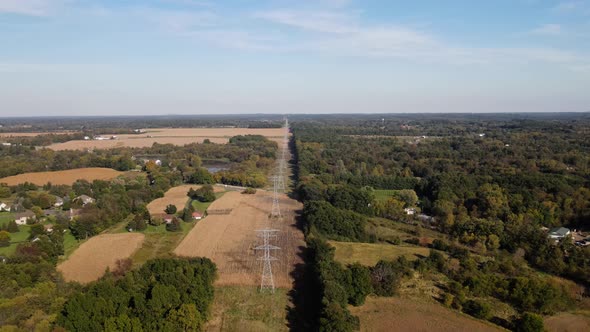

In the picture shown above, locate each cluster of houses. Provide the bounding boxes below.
[0,194,96,227]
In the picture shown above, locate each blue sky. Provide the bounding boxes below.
[0,0,589,116]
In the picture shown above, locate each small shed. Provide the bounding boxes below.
[192,211,204,220]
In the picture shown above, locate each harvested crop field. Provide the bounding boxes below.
[57,233,145,284]
[0,167,123,186]
[349,296,502,332]
[545,312,590,332]
[147,184,225,215]
[48,127,287,151]
[329,241,430,266]
[174,190,304,288]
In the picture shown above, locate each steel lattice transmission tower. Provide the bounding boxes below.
[255,229,280,293]
[271,176,282,219]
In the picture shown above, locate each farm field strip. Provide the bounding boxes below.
[0,167,124,186]
[350,296,503,332]
[57,233,145,283]
[146,184,225,216]
[329,241,431,266]
[47,127,287,151]
[174,190,304,288]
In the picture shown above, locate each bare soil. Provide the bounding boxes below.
[174,190,304,289]
[57,233,145,284]
[0,167,123,186]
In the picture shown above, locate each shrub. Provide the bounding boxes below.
[242,187,257,195]
[164,204,177,214]
[463,300,492,320]
[165,218,182,232]
[513,312,544,332]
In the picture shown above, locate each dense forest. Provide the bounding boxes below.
[291,114,590,331]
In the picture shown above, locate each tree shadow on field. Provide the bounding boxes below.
[286,212,320,332]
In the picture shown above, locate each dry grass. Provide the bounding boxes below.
[146,184,224,215]
[205,285,289,332]
[328,241,431,266]
[0,167,124,186]
[545,312,590,332]
[174,190,304,288]
[48,127,288,151]
[349,296,503,332]
[57,233,145,284]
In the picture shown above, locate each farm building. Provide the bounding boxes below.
[192,211,203,220]
[14,211,35,225]
[548,227,571,240]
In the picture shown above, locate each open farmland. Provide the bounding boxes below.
[545,312,590,332]
[48,127,287,150]
[174,190,304,288]
[57,233,144,284]
[0,167,123,186]
[329,241,431,266]
[146,184,225,216]
[349,296,503,332]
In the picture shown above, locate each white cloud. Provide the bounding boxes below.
[0,0,66,16]
[529,23,562,36]
[554,1,584,12]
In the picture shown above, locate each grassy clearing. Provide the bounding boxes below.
[0,224,31,256]
[373,189,398,202]
[206,285,289,332]
[129,221,195,267]
[62,231,81,258]
[191,192,225,212]
[368,217,446,243]
[328,240,431,266]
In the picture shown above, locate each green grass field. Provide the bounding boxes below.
[191,192,225,212]
[373,189,398,202]
[129,221,195,267]
[206,285,289,332]
[328,240,431,266]
[0,212,14,225]
[0,224,31,256]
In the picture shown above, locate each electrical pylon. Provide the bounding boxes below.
[255,229,280,293]
[271,176,282,219]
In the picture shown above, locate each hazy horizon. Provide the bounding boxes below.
[1,0,589,116]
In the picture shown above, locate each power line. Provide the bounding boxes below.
[255,229,280,293]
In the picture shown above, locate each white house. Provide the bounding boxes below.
[404,208,416,215]
[0,202,10,212]
[74,195,95,206]
[14,211,35,225]
[54,196,64,207]
[548,227,571,240]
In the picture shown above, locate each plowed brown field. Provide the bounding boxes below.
[48,127,287,150]
[147,184,225,215]
[174,190,304,288]
[0,167,123,186]
[57,233,145,284]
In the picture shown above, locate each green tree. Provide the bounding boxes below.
[347,263,373,306]
[514,313,544,332]
[164,204,177,214]
[165,304,203,331]
[0,230,10,247]
[6,221,19,233]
